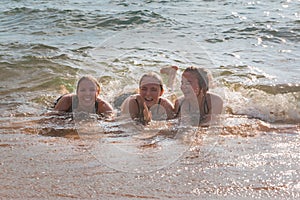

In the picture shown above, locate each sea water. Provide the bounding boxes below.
[0,0,299,199]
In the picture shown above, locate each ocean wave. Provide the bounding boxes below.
[214,64,300,123]
[222,84,300,123]
[223,81,300,95]
[1,6,165,32]
[93,10,165,30]
[222,24,299,43]
[0,60,78,95]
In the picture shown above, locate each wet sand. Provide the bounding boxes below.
[1,120,299,199]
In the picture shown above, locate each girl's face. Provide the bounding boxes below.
[77,79,98,108]
[139,77,163,108]
[181,71,200,98]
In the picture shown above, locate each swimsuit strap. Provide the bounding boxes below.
[135,98,144,122]
[53,95,63,108]
[176,98,185,117]
[203,96,209,115]
[134,98,141,115]
[176,96,209,123]
[156,98,162,114]
[95,101,99,113]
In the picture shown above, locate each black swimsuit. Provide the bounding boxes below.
[176,96,210,123]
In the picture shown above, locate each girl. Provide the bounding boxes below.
[121,72,175,125]
[54,76,114,119]
[174,66,223,126]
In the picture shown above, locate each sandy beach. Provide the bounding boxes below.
[1,120,299,199]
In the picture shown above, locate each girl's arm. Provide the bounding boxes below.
[54,94,72,111]
[160,98,175,119]
[97,98,114,119]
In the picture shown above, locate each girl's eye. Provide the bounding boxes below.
[141,87,147,91]
[140,87,158,92]
[183,80,193,85]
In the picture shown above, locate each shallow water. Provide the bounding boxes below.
[1,113,299,199]
[0,0,300,199]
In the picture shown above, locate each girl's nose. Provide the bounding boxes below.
[86,90,93,96]
[145,89,151,95]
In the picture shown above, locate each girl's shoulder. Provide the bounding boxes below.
[159,97,174,106]
[96,97,112,107]
[207,92,223,104]
[129,94,144,105]
[207,92,223,114]
[174,96,185,105]
[62,93,74,99]
[54,93,74,104]
[120,94,140,114]
[53,93,75,111]
[95,97,114,117]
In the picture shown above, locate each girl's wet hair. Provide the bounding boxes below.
[76,76,101,95]
[139,72,164,91]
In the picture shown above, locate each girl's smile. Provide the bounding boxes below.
[140,83,162,108]
[77,79,97,108]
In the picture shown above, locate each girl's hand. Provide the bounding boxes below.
[143,102,152,124]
